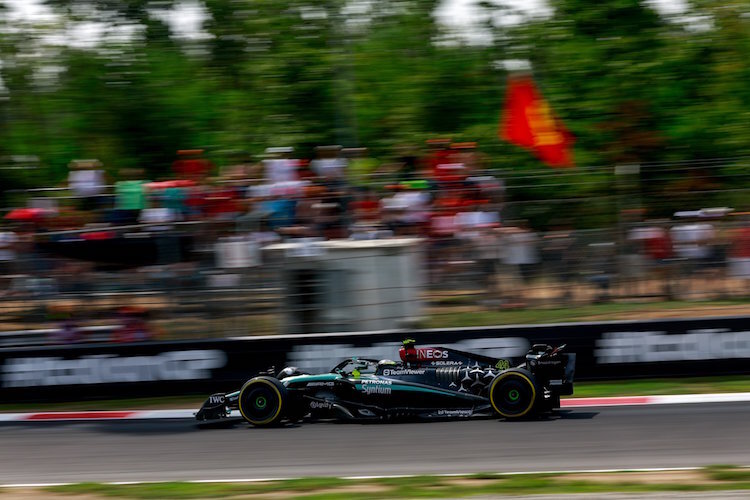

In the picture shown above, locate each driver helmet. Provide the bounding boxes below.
[277,366,300,379]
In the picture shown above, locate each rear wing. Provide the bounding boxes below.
[525,345,575,395]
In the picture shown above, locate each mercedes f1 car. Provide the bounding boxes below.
[195,339,575,426]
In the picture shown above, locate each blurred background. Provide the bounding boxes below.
[3,0,750,345]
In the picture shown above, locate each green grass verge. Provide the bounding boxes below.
[46,478,351,499]
[705,465,750,482]
[422,300,750,328]
[43,467,750,499]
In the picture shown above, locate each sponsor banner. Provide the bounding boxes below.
[2,315,750,401]
[2,350,227,388]
[595,329,750,363]
[0,340,269,401]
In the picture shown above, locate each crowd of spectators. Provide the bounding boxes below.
[0,141,512,342]
[4,142,750,344]
[0,141,509,277]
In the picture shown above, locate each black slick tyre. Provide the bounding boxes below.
[489,368,540,419]
[238,376,287,427]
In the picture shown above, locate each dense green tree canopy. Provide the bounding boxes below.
[1,0,750,225]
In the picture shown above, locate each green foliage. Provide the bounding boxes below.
[1,0,750,226]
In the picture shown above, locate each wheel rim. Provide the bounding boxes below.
[493,376,534,417]
[242,385,279,423]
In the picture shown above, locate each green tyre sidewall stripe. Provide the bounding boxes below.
[489,371,537,419]
[239,377,284,426]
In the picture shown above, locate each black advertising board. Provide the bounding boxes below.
[1,315,750,402]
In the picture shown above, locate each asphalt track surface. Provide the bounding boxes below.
[1,402,749,485]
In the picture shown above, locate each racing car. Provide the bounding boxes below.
[195,339,575,426]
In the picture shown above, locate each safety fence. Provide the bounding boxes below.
[3,220,750,344]
[4,161,750,343]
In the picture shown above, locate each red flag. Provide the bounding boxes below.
[500,75,574,167]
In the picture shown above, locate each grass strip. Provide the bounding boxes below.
[44,477,352,499]
[42,467,750,499]
[422,299,750,328]
[705,465,750,482]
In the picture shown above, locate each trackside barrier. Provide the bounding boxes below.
[1,315,750,402]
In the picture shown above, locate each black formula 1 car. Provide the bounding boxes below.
[195,339,575,426]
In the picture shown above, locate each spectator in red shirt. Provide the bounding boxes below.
[172,149,213,180]
[424,138,454,183]
[113,306,154,343]
[629,222,675,299]
[350,188,381,225]
[728,222,750,281]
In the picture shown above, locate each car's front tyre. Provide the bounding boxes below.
[489,369,540,419]
[238,376,287,426]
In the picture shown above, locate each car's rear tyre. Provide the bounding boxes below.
[489,369,540,419]
[238,376,287,427]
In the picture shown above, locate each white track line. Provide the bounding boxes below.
[560,392,750,407]
[652,392,750,405]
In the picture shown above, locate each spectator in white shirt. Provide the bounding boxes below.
[263,147,299,184]
[310,145,347,183]
[0,227,18,284]
[68,159,106,211]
